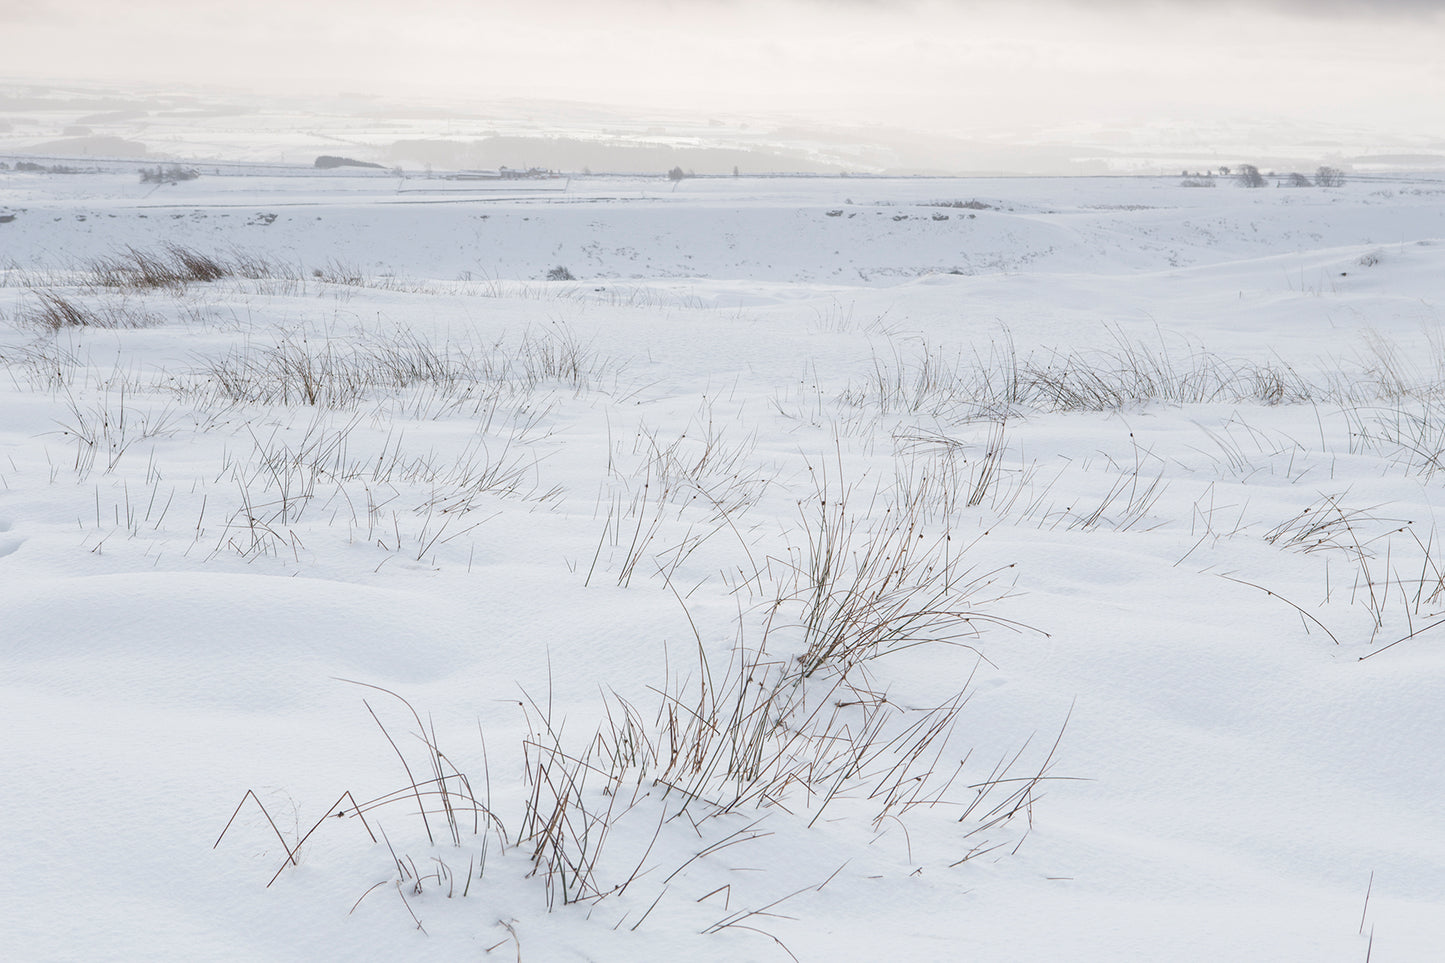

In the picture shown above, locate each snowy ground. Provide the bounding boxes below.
[2,164,1444,961]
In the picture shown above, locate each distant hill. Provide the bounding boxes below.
[386,136,847,176]
[18,135,148,158]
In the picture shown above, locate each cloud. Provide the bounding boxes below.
[0,5,59,24]
[2,0,1441,141]
[816,0,1445,16]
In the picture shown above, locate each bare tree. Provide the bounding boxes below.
[1315,166,1345,187]
[1237,164,1266,188]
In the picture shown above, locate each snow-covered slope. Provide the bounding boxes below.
[2,164,1443,961]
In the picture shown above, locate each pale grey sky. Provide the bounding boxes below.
[4,0,1443,137]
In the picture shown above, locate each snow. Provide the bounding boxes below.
[3,160,1444,961]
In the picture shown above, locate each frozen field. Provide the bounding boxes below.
[3,164,1444,960]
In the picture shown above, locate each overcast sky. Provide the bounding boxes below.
[4,0,1443,137]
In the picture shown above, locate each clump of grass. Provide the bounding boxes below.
[19,290,160,330]
[311,259,367,286]
[54,384,177,478]
[1262,492,1437,644]
[225,248,300,282]
[781,470,1030,677]
[200,331,492,409]
[220,615,1065,940]
[202,411,537,562]
[843,329,1317,423]
[89,244,234,290]
[0,339,79,390]
[1016,432,1169,533]
[587,406,773,588]
[204,336,375,408]
[1018,338,1311,410]
[510,325,615,394]
[198,325,618,411]
[21,291,98,329]
[216,682,505,912]
[893,420,1036,523]
[841,338,990,420]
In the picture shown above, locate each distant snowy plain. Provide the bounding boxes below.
[2,164,1444,961]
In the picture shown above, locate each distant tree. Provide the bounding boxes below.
[1315,166,1345,187]
[1237,164,1266,188]
[667,166,686,182]
[1285,172,1312,187]
[314,155,384,170]
[1219,166,1231,176]
[139,165,199,184]
[546,266,575,281]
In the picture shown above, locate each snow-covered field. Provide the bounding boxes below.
[3,164,1444,961]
